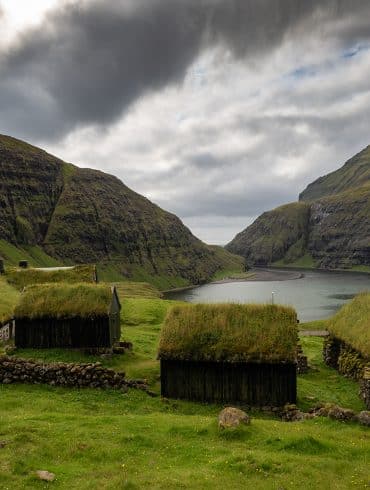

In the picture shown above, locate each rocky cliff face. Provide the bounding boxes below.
[0,135,243,286]
[227,146,370,269]
[227,203,311,266]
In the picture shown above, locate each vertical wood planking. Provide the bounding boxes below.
[161,360,296,406]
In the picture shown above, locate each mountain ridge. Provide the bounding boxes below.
[0,134,244,288]
[227,146,370,270]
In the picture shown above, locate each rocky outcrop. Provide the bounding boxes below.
[226,202,310,266]
[227,146,370,269]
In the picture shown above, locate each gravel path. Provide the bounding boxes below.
[299,330,329,337]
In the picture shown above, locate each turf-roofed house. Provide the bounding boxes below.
[14,283,121,349]
[323,292,370,409]
[5,264,98,290]
[158,303,299,406]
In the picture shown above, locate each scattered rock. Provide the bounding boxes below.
[281,404,313,422]
[218,407,250,429]
[113,347,126,355]
[36,470,55,482]
[327,405,355,422]
[310,403,356,422]
[356,411,370,427]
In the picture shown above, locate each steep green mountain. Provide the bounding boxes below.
[227,146,370,270]
[0,134,244,288]
[299,145,370,201]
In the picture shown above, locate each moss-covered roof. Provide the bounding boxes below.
[327,293,370,358]
[158,303,298,363]
[5,265,97,289]
[15,283,115,320]
[0,278,20,325]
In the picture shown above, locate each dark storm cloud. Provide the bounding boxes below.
[1,0,370,140]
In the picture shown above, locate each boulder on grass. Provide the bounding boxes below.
[356,411,370,427]
[36,470,55,482]
[218,407,250,429]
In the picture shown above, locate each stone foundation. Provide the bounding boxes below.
[323,336,370,409]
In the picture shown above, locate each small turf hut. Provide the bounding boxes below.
[14,283,121,349]
[324,293,370,376]
[5,264,98,290]
[158,303,298,406]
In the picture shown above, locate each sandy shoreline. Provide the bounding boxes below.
[211,268,303,284]
[164,268,304,294]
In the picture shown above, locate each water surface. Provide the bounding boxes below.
[166,269,370,322]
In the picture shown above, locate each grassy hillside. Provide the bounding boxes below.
[0,134,245,289]
[0,297,368,489]
[226,202,311,266]
[300,145,370,201]
[0,240,61,268]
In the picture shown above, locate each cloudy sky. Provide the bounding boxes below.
[1,1,370,244]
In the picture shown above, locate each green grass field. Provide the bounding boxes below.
[1,295,369,489]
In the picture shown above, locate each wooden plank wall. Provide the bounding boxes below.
[15,317,113,348]
[161,360,296,406]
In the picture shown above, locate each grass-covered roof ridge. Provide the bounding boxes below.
[158,303,298,363]
[5,265,97,290]
[15,283,114,320]
[327,292,370,358]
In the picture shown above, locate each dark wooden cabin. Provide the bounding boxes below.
[15,284,121,349]
[158,303,298,407]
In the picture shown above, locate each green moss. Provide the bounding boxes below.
[15,283,114,319]
[327,293,370,358]
[159,303,298,363]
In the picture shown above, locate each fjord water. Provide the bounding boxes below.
[167,269,370,322]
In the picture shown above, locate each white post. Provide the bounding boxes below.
[271,291,275,305]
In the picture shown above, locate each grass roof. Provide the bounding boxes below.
[327,293,370,358]
[113,282,162,299]
[15,283,114,320]
[0,277,20,324]
[158,303,298,363]
[5,265,96,290]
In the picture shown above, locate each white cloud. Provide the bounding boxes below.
[2,1,370,244]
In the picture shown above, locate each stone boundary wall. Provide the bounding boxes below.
[0,355,148,392]
[323,336,370,409]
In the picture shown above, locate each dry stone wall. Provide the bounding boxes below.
[0,355,147,392]
[323,336,370,409]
